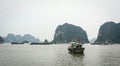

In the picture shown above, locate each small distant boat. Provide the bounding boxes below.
[68,42,84,54]
[11,42,24,44]
[30,42,53,45]
[103,40,109,45]
[30,39,53,45]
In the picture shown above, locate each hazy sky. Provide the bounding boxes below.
[0,0,120,41]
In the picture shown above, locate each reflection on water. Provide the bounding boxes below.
[69,53,84,57]
[0,44,120,66]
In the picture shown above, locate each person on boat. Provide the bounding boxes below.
[72,44,76,49]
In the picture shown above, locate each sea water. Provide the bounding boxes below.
[0,43,120,66]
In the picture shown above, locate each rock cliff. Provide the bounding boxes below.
[53,23,89,43]
[95,21,120,44]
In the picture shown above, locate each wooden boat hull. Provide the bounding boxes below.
[68,47,84,54]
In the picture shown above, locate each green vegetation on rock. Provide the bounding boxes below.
[53,23,89,43]
[95,21,120,44]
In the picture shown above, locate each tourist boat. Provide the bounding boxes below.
[68,42,84,54]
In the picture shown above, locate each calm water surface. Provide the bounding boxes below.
[0,43,120,66]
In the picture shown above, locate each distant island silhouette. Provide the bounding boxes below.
[3,33,40,43]
[95,21,120,44]
[0,21,120,44]
[0,36,4,44]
